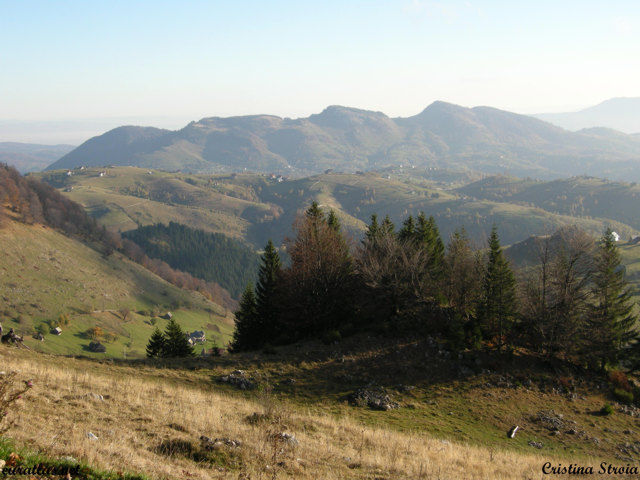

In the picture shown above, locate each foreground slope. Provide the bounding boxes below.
[3,337,639,479]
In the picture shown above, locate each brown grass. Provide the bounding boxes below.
[0,348,562,480]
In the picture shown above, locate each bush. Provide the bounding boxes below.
[613,388,634,405]
[600,403,614,416]
[609,370,631,392]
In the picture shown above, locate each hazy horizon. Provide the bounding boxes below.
[2,1,639,144]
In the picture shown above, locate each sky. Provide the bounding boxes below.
[1,0,640,144]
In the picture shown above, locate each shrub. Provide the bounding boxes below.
[613,388,634,405]
[600,404,614,416]
[609,370,631,392]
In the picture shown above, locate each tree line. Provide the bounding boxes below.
[232,202,639,372]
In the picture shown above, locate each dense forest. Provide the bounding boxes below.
[233,201,640,378]
[123,222,259,299]
[0,163,235,309]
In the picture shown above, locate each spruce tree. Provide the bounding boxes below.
[381,215,395,235]
[146,327,166,358]
[365,214,380,243]
[255,240,282,343]
[162,317,194,357]
[230,284,259,352]
[478,225,517,351]
[584,229,638,370]
[398,215,415,242]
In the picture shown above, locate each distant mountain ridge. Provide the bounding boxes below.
[47,101,640,181]
[534,97,640,134]
[1,142,75,173]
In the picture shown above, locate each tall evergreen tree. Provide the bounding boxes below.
[162,317,194,357]
[365,214,381,243]
[398,215,415,242]
[478,225,517,351]
[255,240,282,342]
[584,229,638,370]
[381,215,395,235]
[146,327,166,358]
[230,283,259,352]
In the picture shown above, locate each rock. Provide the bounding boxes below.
[200,435,242,449]
[271,432,298,446]
[528,441,543,449]
[507,425,519,438]
[348,386,399,411]
[217,370,256,390]
[531,410,565,432]
[86,432,98,440]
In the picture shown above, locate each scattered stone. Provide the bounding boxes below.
[528,441,543,449]
[531,410,565,432]
[200,435,242,450]
[86,432,98,440]
[217,370,256,390]
[85,393,104,401]
[270,432,298,446]
[348,386,399,411]
[281,378,296,386]
[395,384,416,393]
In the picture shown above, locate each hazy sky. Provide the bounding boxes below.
[2,0,639,143]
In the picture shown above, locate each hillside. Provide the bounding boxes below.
[3,336,640,479]
[35,167,640,249]
[0,210,233,357]
[0,142,74,173]
[457,175,640,232]
[46,102,640,181]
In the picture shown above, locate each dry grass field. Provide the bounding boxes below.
[0,348,562,480]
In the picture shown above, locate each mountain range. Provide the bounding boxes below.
[534,97,640,134]
[47,101,640,181]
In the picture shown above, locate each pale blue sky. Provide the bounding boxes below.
[2,0,639,143]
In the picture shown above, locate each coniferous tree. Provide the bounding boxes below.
[583,229,638,370]
[398,215,415,242]
[255,240,282,342]
[146,327,166,358]
[478,225,517,351]
[381,215,395,235]
[230,284,259,352]
[162,317,194,357]
[365,214,381,243]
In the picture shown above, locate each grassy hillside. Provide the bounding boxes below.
[458,175,640,232]
[3,338,639,479]
[34,167,640,250]
[0,211,233,358]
